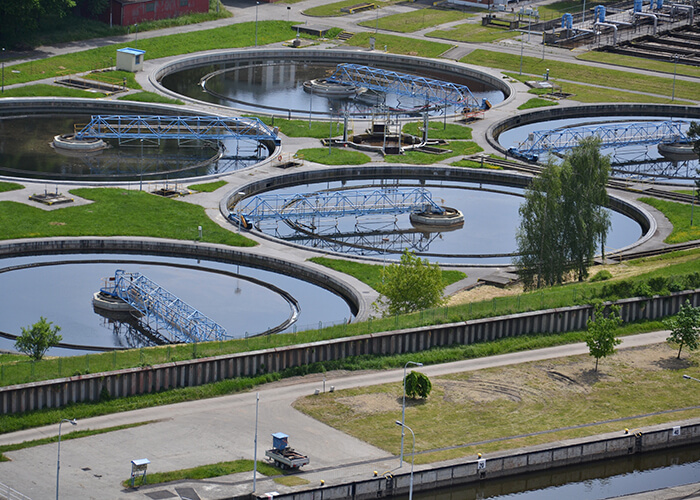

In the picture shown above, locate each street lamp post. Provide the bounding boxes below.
[134,24,138,49]
[2,48,5,94]
[395,421,415,500]
[56,418,77,500]
[255,2,260,48]
[683,374,700,383]
[328,107,333,155]
[287,6,291,22]
[253,392,260,492]
[672,54,679,101]
[400,360,423,466]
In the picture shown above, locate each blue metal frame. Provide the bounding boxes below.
[326,63,482,111]
[511,120,691,159]
[101,270,228,343]
[232,187,445,224]
[75,115,280,146]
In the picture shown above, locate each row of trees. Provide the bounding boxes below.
[515,137,612,289]
[1,0,108,48]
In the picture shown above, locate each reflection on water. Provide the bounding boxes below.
[415,445,700,500]
[0,115,264,181]
[0,255,352,354]
[161,61,505,118]
[499,117,699,182]
[247,180,642,264]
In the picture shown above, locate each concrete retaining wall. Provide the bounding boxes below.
[1,249,698,414]
[263,419,700,500]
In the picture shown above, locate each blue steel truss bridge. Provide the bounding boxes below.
[510,120,692,161]
[231,187,445,226]
[326,64,484,112]
[74,115,280,147]
[100,270,228,343]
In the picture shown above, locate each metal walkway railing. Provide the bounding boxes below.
[100,270,228,343]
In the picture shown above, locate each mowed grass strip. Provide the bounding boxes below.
[304,0,403,17]
[428,22,519,43]
[462,49,700,102]
[359,8,472,33]
[639,198,700,244]
[577,51,700,79]
[125,459,281,487]
[0,84,105,99]
[384,141,483,164]
[293,343,700,464]
[297,148,371,165]
[346,32,453,58]
[402,121,473,140]
[0,182,24,193]
[0,188,255,246]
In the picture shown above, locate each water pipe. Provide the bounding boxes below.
[634,11,658,34]
[594,21,618,44]
[672,4,694,24]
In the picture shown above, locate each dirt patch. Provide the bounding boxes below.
[336,392,399,415]
[448,284,524,306]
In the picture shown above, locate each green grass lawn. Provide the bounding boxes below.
[84,70,142,89]
[0,188,255,246]
[293,341,700,463]
[384,141,483,164]
[464,50,699,102]
[359,8,472,33]
[125,459,281,487]
[309,256,466,291]
[428,22,519,43]
[188,180,228,193]
[518,97,558,110]
[0,84,105,99]
[297,148,371,165]
[402,121,473,140]
[639,198,700,243]
[346,33,453,59]
[577,51,700,79]
[0,182,24,193]
[304,0,403,17]
[1,22,308,87]
[249,116,347,139]
[117,91,184,105]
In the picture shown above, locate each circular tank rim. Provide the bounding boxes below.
[0,97,282,185]
[149,47,513,118]
[486,103,700,158]
[220,164,656,267]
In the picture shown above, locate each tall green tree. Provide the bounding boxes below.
[585,303,622,372]
[0,0,75,48]
[515,161,566,289]
[375,249,446,316]
[665,300,700,359]
[561,137,611,281]
[515,139,611,289]
[14,317,62,361]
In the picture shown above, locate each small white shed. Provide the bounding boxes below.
[116,48,146,72]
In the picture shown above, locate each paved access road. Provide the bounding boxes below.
[0,330,671,500]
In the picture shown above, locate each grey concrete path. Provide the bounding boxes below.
[0,330,671,500]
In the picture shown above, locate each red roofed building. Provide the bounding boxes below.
[100,0,209,26]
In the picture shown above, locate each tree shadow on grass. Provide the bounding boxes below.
[655,356,697,371]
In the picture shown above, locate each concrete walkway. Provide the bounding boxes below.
[0,330,674,500]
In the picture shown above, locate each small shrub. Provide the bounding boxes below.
[590,270,613,282]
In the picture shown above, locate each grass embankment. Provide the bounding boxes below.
[577,51,700,79]
[188,180,228,193]
[0,85,106,99]
[639,198,700,244]
[294,342,700,464]
[536,0,618,21]
[0,187,254,246]
[2,248,698,391]
[0,21,312,88]
[359,8,472,33]
[463,50,700,103]
[428,21,519,43]
[297,148,371,165]
[345,33,453,58]
[309,257,466,291]
[304,0,403,17]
